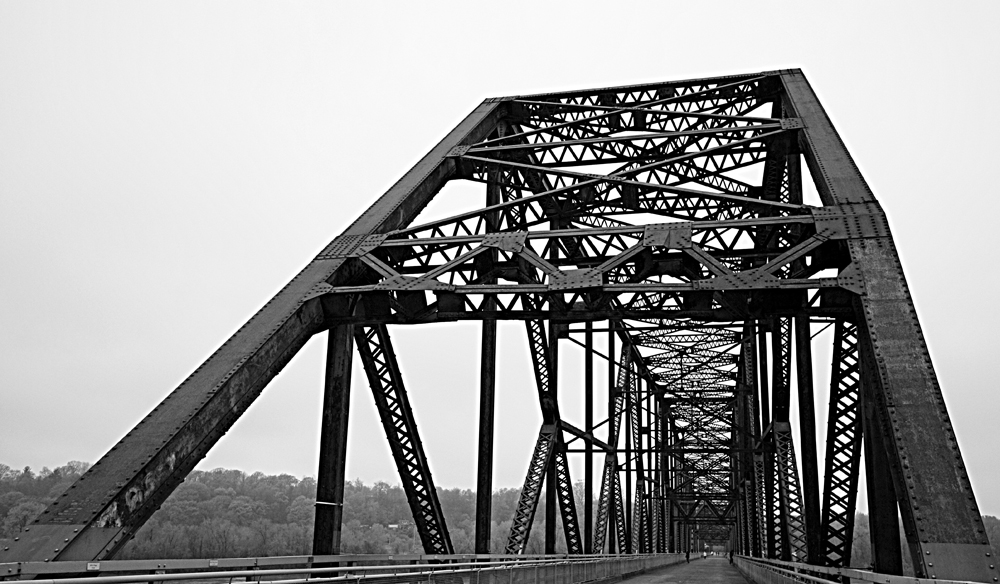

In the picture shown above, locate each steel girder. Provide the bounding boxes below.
[313,325,354,555]
[8,70,993,582]
[774,422,808,562]
[819,320,863,567]
[504,425,558,554]
[353,324,453,555]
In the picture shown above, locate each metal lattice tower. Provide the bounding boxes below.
[5,70,994,582]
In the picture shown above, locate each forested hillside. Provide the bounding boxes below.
[0,463,552,557]
[2,463,999,567]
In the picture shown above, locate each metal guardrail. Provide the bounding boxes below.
[735,556,985,584]
[2,555,570,579]
[1,553,684,583]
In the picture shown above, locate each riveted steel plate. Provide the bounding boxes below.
[481,231,528,253]
[811,203,890,239]
[373,275,456,292]
[548,268,603,291]
[318,234,388,259]
[643,223,693,249]
[694,269,782,290]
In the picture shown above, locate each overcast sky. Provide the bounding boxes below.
[2,2,1000,517]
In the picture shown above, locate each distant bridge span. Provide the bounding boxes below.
[3,70,993,582]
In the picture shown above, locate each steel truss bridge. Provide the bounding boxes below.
[4,70,995,582]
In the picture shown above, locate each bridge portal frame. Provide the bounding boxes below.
[4,70,993,582]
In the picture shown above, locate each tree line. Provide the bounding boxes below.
[2,463,998,568]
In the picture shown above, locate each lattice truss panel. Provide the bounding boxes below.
[13,71,994,582]
[638,323,741,533]
[320,75,857,554]
[325,74,864,321]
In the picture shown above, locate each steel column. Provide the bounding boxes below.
[819,320,863,567]
[545,322,559,554]
[474,318,497,554]
[313,325,354,555]
[773,422,808,562]
[595,343,628,554]
[793,316,821,564]
[584,322,594,554]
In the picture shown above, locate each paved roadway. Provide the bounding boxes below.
[622,557,749,584]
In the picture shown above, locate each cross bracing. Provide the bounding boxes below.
[5,70,995,583]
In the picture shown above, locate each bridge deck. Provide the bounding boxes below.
[623,557,748,584]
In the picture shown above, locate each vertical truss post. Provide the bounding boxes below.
[639,379,648,554]
[594,342,628,554]
[613,462,628,554]
[757,324,776,559]
[667,487,675,553]
[613,339,631,554]
[736,346,748,556]
[659,401,669,554]
[313,325,354,555]
[669,413,680,555]
[647,383,656,553]
[545,174,560,555]
[475,318,497,554]
[630,375,647,554]
[756,93,794,561]
[769,451,786,560]
[770,318,798,559]
[552,432,584,554]
[741,324,761,558]
[551,322,583,554]
[584,322,594,554]
[545,322,558,554]
[354,325,453,555]
[652,396,664,553]
[594,452,613,552]
[819,320,863,567]
[774,422,808,562]
[650,397,658,553]
[794,317,822,563]
[771,319,792,424]
[739,485,749,555]
[594,324,618,554]
[624,358,634,553]
[475,161,502,555]
[757,326,771,431]
[764,447,778,559]
[747,322,762,440]
[753,453,767,558]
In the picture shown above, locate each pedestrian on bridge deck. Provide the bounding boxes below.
[685,550,690,563]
